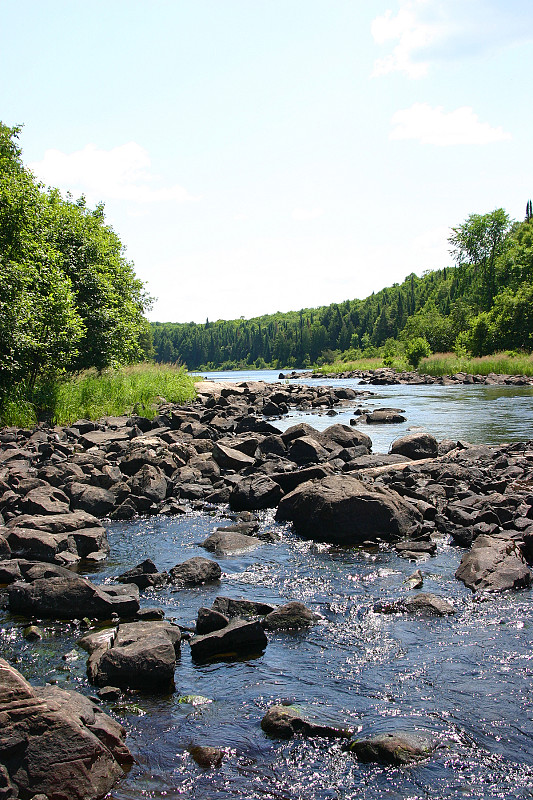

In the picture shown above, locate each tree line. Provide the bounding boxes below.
[152,205,533,370]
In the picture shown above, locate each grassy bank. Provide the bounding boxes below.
[311,358,384,374]
[0,364,198,428]
[419,352,533,378]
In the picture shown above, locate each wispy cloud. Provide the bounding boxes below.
[371,0,533,78]
[292,207,323,221]
[30,142,197,205]
[390,103,512,145]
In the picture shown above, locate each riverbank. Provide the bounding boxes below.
[279,366,533,386]
[1,379,533,798]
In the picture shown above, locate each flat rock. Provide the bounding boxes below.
[347,730,437,764]
[374,592,455,616]
[261,704,353,739]
[202,530,261,555]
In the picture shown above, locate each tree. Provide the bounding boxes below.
[526,199,532,222]
[405,337,431,369]
[448,209,511,309]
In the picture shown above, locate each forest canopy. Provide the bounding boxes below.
[0,123,152,402]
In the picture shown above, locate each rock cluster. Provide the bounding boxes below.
[280,367,533,387]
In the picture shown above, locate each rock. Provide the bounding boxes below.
[196,607,230,634]
[212,442,255,470]
[68,483,116,517]
[261,704,353,739]
[202,530,261,555]
[405,569,424,589]
[455,534,532,593]
[0,658,132,799]
[395,540,436,559]
[190,618,267,661]
[23,624,43,641]
[211,596,276,618]
[287,436,329,465]
[390,433,438,460]
[229,475,283,511]
[364,408,406,424]
[8,566,140,619]
[263,602,320,631]
[117,558,167,590]
[347,730,436,764]
[19,485,71,516]
[188,744,226,768]
[319,423,372,452]
[167,556,222,586]
[129,464,168,503]
[276,474,421,544]
[374,593,455,616]
[89,620,181,691]
[269,466,331,493]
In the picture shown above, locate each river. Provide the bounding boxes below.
[2,371,533,799]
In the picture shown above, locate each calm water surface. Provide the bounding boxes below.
[2,372,533,799]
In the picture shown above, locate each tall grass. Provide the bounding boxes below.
[419,352,533,377]
[0,364,198,428]
[312,358,384,373]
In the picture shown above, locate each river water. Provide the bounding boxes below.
[2,371,533,800]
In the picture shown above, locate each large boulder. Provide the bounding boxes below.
[347,730,436,764]
[167,556,222,586]
[6,511,109,563]
[276,474,421,544]
[455,534,532,593]
[0,658,132,799]
[261,704,353,739]
[202,530,261,555]
[389,433,438,460]
[263,601,321,631]
[88,621,181,691]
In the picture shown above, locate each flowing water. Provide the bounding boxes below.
[2,373,533,799]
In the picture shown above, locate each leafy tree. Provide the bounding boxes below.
[405,337,431,369]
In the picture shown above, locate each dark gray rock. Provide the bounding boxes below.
[118,559,167,590]
[211,596,276,618]
[190,618,267,661]
[129,464,168,503]
[374,592,455,616]
[88,620,180,691]
[347,730,436,764]
[229,475,283,511]
[263,602,320,631]
[212,442,255,470]
[202,530,261,555]
[196,606,230,634]
[261,704,353,739]
[168,556,222,586]
[456,534,532,593]
[390,433,438,460]
[68,483,116,517]
[19,485,70,516]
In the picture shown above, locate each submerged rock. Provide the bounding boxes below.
[262,602,321,631]
[374,592,455,616]
[347,729,437,764]
[261,704,353,739]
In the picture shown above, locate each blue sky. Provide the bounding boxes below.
[2,0,532,323]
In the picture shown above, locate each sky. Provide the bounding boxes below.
[1,0,532,323]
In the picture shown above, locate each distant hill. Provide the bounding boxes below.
[151,209,533,369]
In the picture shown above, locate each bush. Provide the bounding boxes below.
[405,337,431,369]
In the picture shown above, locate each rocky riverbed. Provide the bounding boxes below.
[1,378,532,799]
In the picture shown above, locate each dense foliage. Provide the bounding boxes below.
[152,205,533,370]
[0,122,152,407]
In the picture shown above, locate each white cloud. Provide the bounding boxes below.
[30,142,197,205]
[371,0,533,78]
[292,207,323,221]
[389,103,512,145]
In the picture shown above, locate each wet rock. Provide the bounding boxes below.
[405,569,423,589]
[276,474,421,544]
[211,596,276,618]
[456,534,532,593]
[117,559,167,590]
[202,530,261,555]
[395,540,436,559]
[390,433,438,460]
[374,592,455,616]
[364,408,406,424]
[190,618,267,661]
[188,744,226,768]
[167,556,222,586]
[261,704,353,739]
[347,730,436,764]
[263,602,320,631]
[23,624,43,641]
[89,620,181,691]
[0,658,132,799]
[196,606,230,634]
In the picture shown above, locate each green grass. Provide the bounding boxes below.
[312,358,384,373]
[0,363,198,427]
[419,351,533,377]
